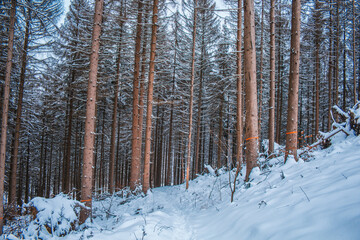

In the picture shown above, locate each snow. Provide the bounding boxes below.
[21,194,84,239]
[5,133,360,239]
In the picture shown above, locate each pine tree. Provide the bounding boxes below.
[80,0,104,224]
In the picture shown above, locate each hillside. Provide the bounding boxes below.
[8,133,360,240]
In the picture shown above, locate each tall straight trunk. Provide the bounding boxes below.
[79,0,104,224]
[208,123,214,167]
[74,120,81,200]
[166,37,178,185]
[275,4,283,144]
[0,0,16,232]
[353,0,357,103]
[130,0,144,191]
[155,109,164,187]
[342,21,346,110]
[25,139,30,204]
[217,97,223,169]
[115,93,122,190]
[334,0,340,107]
[185,0,198,190]
[109,22,123,193]
[268,0,276,155]
[314,1,321,136]
[17,156,23,207]
[64,72,75,194]
[8,10,30,210]
[258,0,264,145]
[46,140,53,198]
[99,111,105,193]
[327,2,333,131]
[194,67,203,176]
[195,10,205,177]
[285,0,301,162]
[38,119,46,197]
[244,0,259,181]
[180,116,185,183]
[235,0,243,177]
[142,0,159,194]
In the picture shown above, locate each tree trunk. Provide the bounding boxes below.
[275,3,283,144]
[108,22,123,193]
[8,9,30,211]
[342,19,346,110]
[327,2,333,131]
[166,38,178,185]
[268,0,276,155]
[0,0,16,231]
[79,0,104,224]
[285,0,301,162]
[244,0,259,181]
[130,0,144,191]
[234,0,243,190]
[115,98,122,190]
[142,0,159,194]
[63,72,75,194]
[353,0,357,103]
[258,0,264,147]
[314,1,321,136]
[185,0,198,190]
[217,96,223,169]
[25,139,30,203]
[334,0,340,107]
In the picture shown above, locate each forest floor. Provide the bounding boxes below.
[6,132,360,240]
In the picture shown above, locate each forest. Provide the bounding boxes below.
[0,0,359,237]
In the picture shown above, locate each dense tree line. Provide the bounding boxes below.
[0,0,358,229]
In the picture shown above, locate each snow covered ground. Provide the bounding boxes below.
[6,133,360,239]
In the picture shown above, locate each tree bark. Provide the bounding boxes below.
[109,21,123,193]
[79,0,104,224]
[0,0,16,232]
[268,0,276,155]
[217,96,223,169]
[285,0,301,162]
[235,0,243,185]
[327,1,333,131]
[185,0,198,190]
[244,0,259,181]
[142,0,159,194]
[8,9,30,211]
[353,0,357,103]
[130,0,144,191]
[258,0,264,147]
[314,1,321,136]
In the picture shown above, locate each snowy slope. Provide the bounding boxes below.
[12,133,360,240]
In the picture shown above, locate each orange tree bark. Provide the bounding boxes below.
[109,20,124,194]
[130,0,144,191]
[142,0,159,194]
[0,0,16,233]
[185,0,198,190]
[231,0,243,203]
[244,0,259,181]
[268,0,276,155]
[79,0,104,225]
[8,8,30,211]
[285,0,301,162]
